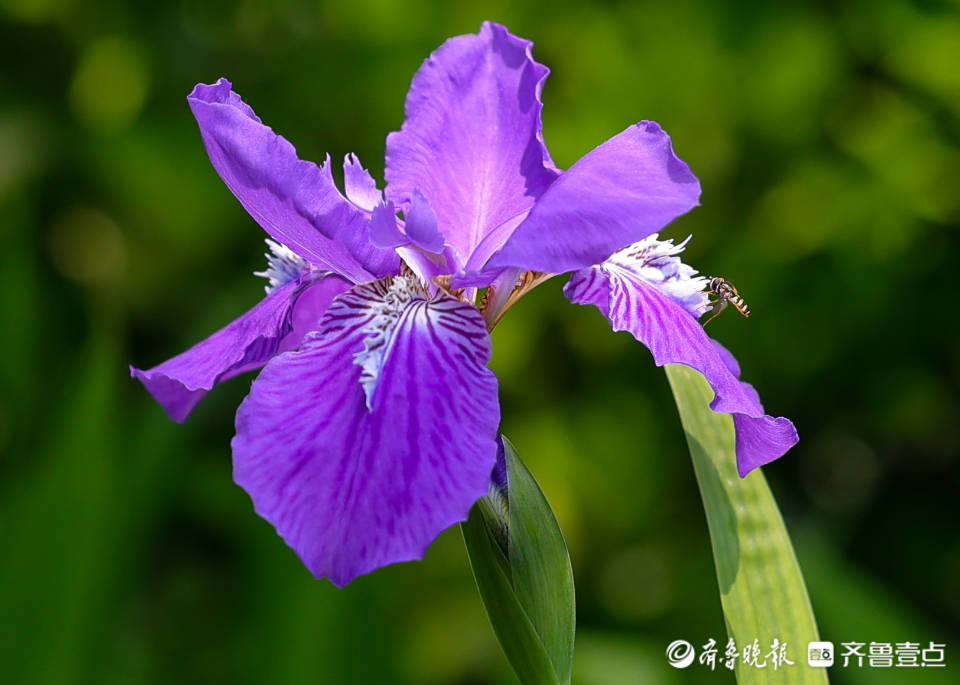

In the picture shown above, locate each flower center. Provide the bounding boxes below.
[480,269,554,330]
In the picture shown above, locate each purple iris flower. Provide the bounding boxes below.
[132,22,797,586]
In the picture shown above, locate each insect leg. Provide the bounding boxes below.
[702,298,728,327]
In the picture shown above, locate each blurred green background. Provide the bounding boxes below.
[1,0,958,683]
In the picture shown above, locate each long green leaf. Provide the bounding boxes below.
[461,437,576,685]
[665,364,827,684]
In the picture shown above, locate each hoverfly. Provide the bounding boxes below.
[702,276,750,326]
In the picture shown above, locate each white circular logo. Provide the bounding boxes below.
[666,640,695,668]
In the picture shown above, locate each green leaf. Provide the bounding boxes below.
[665,364,827,685]
[462,500,560,685]
[461,437,576,685]
[505,437,577,683]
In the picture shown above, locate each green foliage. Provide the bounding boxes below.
[462,438,575,685]
[666,364,826,684]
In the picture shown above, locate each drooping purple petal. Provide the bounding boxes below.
[188,80,398,281]
[232,278,501,586]
[710,338,741,378]
[488,121,701,275]
[708,339,798,476]
[385,21,559,269]
[565,265,797,476]
[131,274,350,422]
[732,405,798,476]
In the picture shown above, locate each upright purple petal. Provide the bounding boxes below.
[232,278,501,586]
[343,153,383,211]
[385,22,559,269]
[565,263,797,476]
[369,201,406,248]
[463,210,529,273]
[488,122,701,275]
[368,193,445,255]
[404,190,445,254]
[131,274,350,422]
[188,80,398,281]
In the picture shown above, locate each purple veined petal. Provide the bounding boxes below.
[488,121,701,275]
[385,21,560,268]
[232,278,501,586]
[343,153,382,211]
[131,274,351,422]
[565,264,797,477]
[188,80,398,281]
[282,274,357,349]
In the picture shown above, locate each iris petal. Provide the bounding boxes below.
[188,79,398,281]
[131,274,350,422]
[369,201,406,249]
[489,121,701,275]
[565,265,797,476]
[343,153,383,212]
[404,190,446,254]
[232,280,501,586]
[385,21,559,269]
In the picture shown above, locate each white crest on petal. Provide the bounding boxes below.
[254,239,312,293]
[603,234,711,318]
[354,274,429,410]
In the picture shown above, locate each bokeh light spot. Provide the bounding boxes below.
[70,35,149,132]
[597,545,673,622]
[48,206,127,288]
[0,0,68,23]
